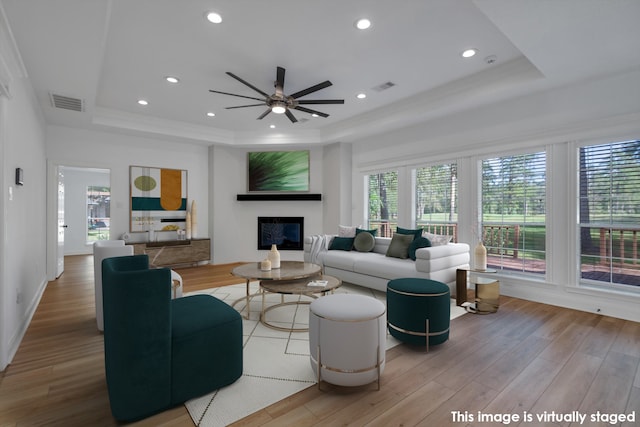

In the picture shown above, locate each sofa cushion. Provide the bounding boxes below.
[353,231,376,252]
[356,227,378,237]
[396,226,423,240]
[353,253,418,279]
[408,236,431,260]
[323,250,370,271]
[329,236,354,251]
[422,231,452,246]
[338,225,357,237]
[385,233,414,259]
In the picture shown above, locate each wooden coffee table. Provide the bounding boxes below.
[259,274,342,332]
[231,261,322,319]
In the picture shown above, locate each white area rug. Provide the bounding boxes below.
[184,282,466,426]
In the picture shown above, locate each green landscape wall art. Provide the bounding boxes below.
[248,150,309,192]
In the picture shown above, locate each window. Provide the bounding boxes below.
[415,163,458,241]
[367,171,398,237]
[481,152,546,275]
[579,140,640,288]
[87,186,110,242]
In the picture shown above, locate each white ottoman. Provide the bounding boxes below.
[93,241,134,331]
[309,293,386,389]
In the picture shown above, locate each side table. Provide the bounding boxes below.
[455,268,498,310]
[474,276,500,314]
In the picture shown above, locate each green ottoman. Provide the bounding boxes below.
[387,278,450,351]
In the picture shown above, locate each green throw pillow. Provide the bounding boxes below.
[329,236,354,251]
[356,227,378,237]
[408,236,431,260]
[385,233,414,259]
[353,231,376,252]
[396,226,423,240]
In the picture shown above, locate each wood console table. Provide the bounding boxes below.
[127,238,210,267]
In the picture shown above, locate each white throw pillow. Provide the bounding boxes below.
[338,225,358,237]
[422,231,452,246]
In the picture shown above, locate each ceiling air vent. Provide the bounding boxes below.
[372,81,396,92]
[49,93,84,112]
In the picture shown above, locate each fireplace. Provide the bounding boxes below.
[257,217,304,250]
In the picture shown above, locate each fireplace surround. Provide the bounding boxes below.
[257,217,304,250]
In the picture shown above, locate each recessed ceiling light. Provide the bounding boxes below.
[355,18,371,30]
[311,113,319,118]
[205,11,222,24]
[165,76,179,84]
[461,48,477,58]
[137,99,148,106]
[206,112,215,117]
[356,93,367,99]
[270,124,276,129]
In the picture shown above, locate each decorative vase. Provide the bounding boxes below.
[190,200,198,238]
[474,241,487,271]
[185,211,192,240]
[268,244,281,269]
[260,258,272,271]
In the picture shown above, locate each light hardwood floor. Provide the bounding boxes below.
[1,255,638,426]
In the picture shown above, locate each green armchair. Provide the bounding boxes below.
[102,254,242,421]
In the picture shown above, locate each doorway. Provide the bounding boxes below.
[47,164,111,280]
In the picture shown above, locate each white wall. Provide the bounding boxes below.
[46,125,210,250]
[322,142,352,232]
[349,69,640,322]
[0,11,48,370]
[210,145,327,264]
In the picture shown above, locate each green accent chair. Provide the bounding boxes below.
[387,278,450,350]
[102,254,242,422]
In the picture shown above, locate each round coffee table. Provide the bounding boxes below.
[260,274,342,332]
[231,261,322,319]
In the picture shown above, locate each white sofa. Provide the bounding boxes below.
[304,235,470,293]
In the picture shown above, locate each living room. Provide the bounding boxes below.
[0,1,639,423]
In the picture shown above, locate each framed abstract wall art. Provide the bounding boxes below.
[130,166,187,233]
[247,150,309,192]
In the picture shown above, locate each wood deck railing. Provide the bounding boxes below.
[599,227,639,267]
[483,224,520,258]
[369,221,520,255]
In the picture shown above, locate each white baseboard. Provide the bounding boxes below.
[3,277,48,371]
[499,280,640,322]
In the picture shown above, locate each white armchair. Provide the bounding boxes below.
[93,240,134,331]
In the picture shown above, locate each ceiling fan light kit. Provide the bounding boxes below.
[209,66,344,123]
[271,102,286,114]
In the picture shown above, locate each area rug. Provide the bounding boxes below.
[184,282,466,426]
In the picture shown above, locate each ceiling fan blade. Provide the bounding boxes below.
[296,99,345,105]
[209,89,264,102]
[257,108,272,120]
[293,105,329,118]
[289,80,332,99]
[276,67,285,89]
[225,104,266,109]
[226,72,270,98]
[285,109,298,123]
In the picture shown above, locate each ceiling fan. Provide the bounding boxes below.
[209,66,344,123]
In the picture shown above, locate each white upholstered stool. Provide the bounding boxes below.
[309,293,386,389]
[93,240,134,331]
